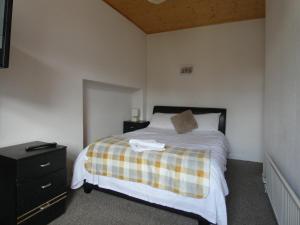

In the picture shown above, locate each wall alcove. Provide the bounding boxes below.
[83,79,143,146]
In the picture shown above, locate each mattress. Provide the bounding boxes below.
[71,127,230,225]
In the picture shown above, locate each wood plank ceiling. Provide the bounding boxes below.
[103,0,265,34]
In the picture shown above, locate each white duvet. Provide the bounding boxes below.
[71,127,230,225]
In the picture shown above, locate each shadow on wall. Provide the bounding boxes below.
[0,46,62,106]
[0,46,78,147]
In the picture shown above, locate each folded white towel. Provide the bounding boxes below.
[130,145,165,152]
[129,139,165,148]
[129,139,165,152]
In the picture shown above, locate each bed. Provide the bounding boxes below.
[71,106,229,225]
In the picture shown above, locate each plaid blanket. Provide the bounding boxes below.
[85,136,211,199]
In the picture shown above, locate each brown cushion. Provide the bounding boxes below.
[171,110,198,134]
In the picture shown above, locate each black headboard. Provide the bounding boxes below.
[153,106,227,134]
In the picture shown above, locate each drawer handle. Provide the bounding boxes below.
[41,183,52,189]
[40,162,51,168]
[40,203,51,211]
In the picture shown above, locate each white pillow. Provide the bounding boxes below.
[148,113,176,130]
[193,113,221,131]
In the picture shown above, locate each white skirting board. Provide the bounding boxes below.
[264,153,300,225]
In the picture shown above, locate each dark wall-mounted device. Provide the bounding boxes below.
[0,0,13,68]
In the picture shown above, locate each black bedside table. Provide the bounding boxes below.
[0,141,67,225]
[123,121,150,133]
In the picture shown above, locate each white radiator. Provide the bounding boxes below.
[265,154,300,225]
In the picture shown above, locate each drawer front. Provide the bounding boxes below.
[17,195,66,225]
[124,124,138,132]
[18,149,66,180]
[17,169,67,216]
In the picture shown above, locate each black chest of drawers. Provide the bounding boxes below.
[123,121,150,133]
[0,142,67,225]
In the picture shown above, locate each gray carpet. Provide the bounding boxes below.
[226,160,277,225]
[50,160,277,225]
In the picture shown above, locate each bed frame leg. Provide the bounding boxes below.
[83,182,93,194]
[197,216,212,225]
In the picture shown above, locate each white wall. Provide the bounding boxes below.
[0,0,266,172]
[0,0,146,176]
[83,80,139,146]
[147,19,265,162]
[264,0,300,196]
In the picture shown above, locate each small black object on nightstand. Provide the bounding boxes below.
[0,141,67,225]
[123,120,150,133]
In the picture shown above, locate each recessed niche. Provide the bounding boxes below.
[83,79,143,146]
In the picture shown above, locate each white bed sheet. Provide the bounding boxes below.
[71,128,230,225]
